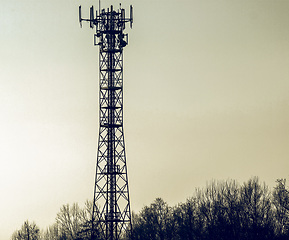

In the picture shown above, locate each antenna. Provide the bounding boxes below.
[90,6,94,29]
[79,6,82,28]
[130,5,133,28]
[95,10,98,29]
[121,8,125,29]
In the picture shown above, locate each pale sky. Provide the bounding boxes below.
[1,0,289,238]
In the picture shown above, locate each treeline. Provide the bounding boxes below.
[12,177,289,240]
[131,178,289,240]
[11,201,93,240]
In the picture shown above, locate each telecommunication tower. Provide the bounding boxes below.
[79,2,133,240]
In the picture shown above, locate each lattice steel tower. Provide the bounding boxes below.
[79,3,133,240]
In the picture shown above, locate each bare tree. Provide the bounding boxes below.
[173,197,203,240]
[274,179,289,210]
[11,220,40,240]
[55,203,83,239]
[42,223,61,240]
[273,179,289,237]
[239,177,274,240]
[42,200,101,240]
[131,198,174,240]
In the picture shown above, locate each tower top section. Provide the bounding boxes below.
[79,4,133,49]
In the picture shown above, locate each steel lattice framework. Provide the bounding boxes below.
[79,4,133,240]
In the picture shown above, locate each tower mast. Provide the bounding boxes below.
[79,3,133,240]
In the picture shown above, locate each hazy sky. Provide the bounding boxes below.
[1,0,289,238]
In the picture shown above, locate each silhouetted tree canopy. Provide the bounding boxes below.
[131,177,289,240]
[11,177,289,240]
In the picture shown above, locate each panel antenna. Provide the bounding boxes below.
[90,6,94,29]
[79,6,82,28]
[130,5,133,28]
